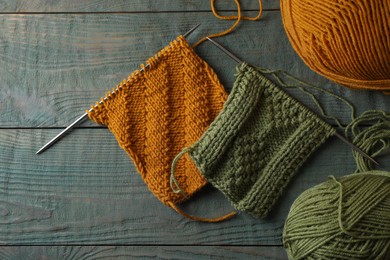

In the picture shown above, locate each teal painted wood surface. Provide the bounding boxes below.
[0,12,388,128]
[0,246,287,259]
[1,128,388,246]
[0,0,276,12]
[0,0,389,259]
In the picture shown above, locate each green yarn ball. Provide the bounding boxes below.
[283,171,390,260]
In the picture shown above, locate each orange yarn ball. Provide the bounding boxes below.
[281,0,390,94]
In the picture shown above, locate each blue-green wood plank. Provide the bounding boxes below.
[1,128,388,244]
[0,0,277,12]
[0,246,288,259]
[0,12,388,128]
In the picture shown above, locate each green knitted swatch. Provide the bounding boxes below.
[183,63,336,218]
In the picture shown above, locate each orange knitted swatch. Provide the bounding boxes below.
[87,36,227,207]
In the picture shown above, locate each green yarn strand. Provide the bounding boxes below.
[345,110,390,172]
[256,67,356,129]
[256,68,390,172]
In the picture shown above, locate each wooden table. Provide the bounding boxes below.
[1,1,389,258]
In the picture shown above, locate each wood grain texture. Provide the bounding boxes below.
[0,246,288,259]
[2,128,388,244]
[0,0,389,257]
[0,0,277,13]
[0,12,388,128]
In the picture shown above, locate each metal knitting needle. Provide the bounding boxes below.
[36,24,201,155]
[333,132,380,166]
[206,37,243,63]
[206,37,380,167]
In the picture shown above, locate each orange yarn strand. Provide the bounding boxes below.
[193,0,263,47]
[169,147,237,222]
[168,202,237,223]
[211,0,263,21]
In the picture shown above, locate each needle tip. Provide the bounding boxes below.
[36,146,46,155]
[372,158,381,167]
[334,132,380,167]
[183,23,201,38]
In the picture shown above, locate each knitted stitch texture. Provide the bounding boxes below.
[182,63,336,217]
[87,36,227,206]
